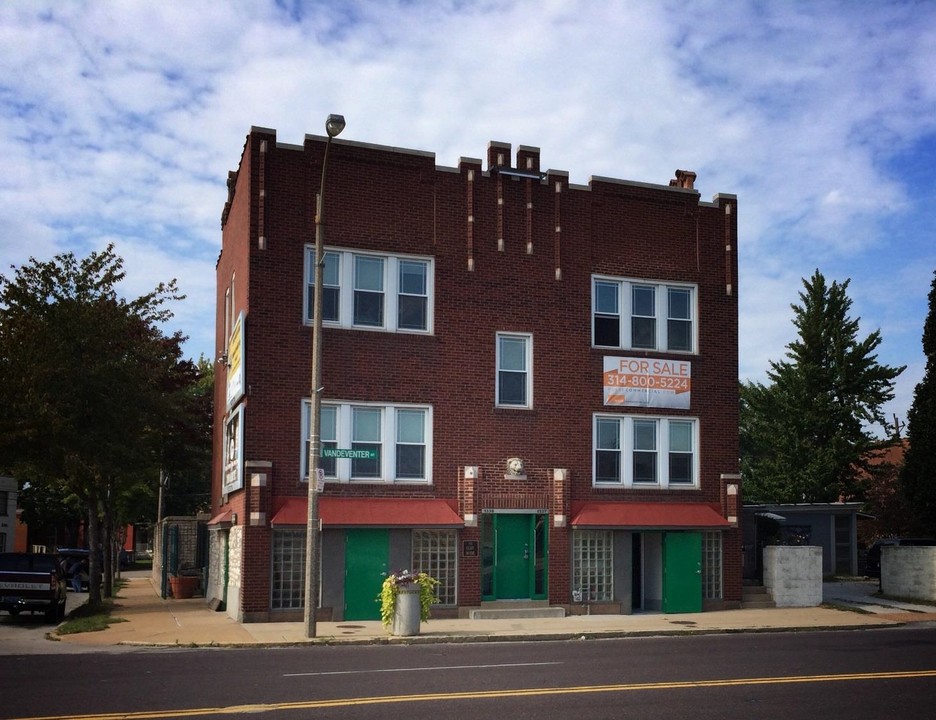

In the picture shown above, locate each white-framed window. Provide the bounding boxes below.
[592,276,696,352]
[301,401,432,484]
[496,332,532,408]
[305,247,433,333]
[593,414,699,488]
[412,530,457,605]
[572,530,614,602]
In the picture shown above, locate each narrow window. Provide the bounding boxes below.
[573,530,614,602]
[395,409,426,479]
[351,407,382,478]
[496,334,531,407]
[271,529,306,610]
[593,280,620,346]
[631,285,656,349]
[412,530,457,605]
[667,287,692,352]
[668,420,693,484]
[320,405,338,478]
[632,419,658,484]
[398,260,428,330]
[595,417,622,483]
[353,256,385,327]
[702,532,723,600]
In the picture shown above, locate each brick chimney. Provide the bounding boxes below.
[669,169,697,190]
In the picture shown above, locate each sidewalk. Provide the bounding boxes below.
[54,575,936,649]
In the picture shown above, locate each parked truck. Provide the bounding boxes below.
[0,552,67,621]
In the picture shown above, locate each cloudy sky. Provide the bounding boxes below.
[2,1,934,435]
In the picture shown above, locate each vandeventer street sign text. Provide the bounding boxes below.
[322,448,378,459]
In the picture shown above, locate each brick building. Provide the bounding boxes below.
[208,126,741,622]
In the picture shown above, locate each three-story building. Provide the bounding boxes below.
[208,126,741,622]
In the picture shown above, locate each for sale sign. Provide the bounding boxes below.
[603,356,691,409]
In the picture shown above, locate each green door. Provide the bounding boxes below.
[495,514,532,599]
[662,531,702,613]
[344,529,388,620]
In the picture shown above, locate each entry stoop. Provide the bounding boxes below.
[468,600,567,620]
[741,584,776,609]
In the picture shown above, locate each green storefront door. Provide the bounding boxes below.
[662,531,702,613]
[344,529,388,620]
[495,514,532,599]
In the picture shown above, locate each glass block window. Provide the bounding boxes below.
[702,532,722,600]
[572,530,614,602]
[412,530,457,606]
[271,529,306,610]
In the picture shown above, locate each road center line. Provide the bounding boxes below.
[16,669,936,720]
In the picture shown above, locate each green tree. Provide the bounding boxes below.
[741,270,904,503]
[0,245,188,604]
[900,270,936,536]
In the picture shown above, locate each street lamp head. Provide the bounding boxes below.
[325,114,346,138]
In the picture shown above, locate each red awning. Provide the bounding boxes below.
[206,510,233,526]
[571,502,729,529]
[270,497,463,528]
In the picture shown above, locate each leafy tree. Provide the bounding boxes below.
[900,270,936,536]
[0,245,189,604]
[741,270,904,504]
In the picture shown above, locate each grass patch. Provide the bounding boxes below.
[55,580,128,636]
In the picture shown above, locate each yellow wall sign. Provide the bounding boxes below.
[226,312,245,409]
[603,356,691,409]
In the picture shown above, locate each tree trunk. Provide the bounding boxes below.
[86,491,102,605]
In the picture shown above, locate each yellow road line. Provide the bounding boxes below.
[16,669,936,720]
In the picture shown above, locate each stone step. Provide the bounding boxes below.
[468,606,567,620]
[741,585,776,609]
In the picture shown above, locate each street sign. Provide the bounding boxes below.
[321,448,378,459]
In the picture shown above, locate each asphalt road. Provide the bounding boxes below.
[1,625,935,719]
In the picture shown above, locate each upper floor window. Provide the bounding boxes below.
[593,414,698,488]
[301,401,432,484]
[496,333,532,408]
[305,248,433,333]
[592,277,696,353]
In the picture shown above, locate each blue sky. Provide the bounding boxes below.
[2,0,934,435]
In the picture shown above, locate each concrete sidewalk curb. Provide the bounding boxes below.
[49,575,930,650]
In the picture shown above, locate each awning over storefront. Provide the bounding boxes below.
[206,510,233,527]
[270,497,464,528]
[570,502,730,530]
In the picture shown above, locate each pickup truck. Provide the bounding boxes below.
[0,552,67,621]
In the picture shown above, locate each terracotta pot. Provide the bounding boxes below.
[169,575,198,599]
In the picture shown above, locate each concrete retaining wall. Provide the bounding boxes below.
[881,546,936,601]
[763,546,822,607]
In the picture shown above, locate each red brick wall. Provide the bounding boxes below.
[214,129,741,614]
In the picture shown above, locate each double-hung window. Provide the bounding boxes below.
[305,248,432,333]
[301,401,431,484]
[593,414,698,488]
[398,260,428,330]
[592,277,696,352]
[496,333,532,408]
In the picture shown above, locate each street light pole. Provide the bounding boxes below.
[304,113,346,639]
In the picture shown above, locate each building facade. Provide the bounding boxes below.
[208,127,741,622]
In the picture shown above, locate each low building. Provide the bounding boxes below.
[742,503,867,578]
[208,126,742,622]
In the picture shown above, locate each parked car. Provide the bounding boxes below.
[0,552,68,621]
[865,538,936,578]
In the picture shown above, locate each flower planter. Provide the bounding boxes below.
[169,575,198,599]
[391,584,421,636]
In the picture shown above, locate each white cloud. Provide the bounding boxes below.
[1,0,935,431]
